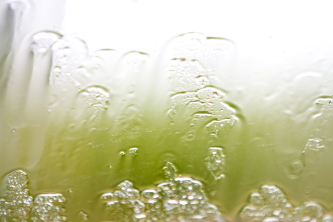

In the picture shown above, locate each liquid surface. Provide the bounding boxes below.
[1,0,333,221]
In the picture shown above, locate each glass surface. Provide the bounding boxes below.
[1,0,333,221]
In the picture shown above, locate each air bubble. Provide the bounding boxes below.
[0,170,67,221]
[288,159,304,178]
[163,162,177,181]
[129,147,138,155]
[205,147,225,180]
[315,98,333,109]
[303,138,324,152]
[31,194,67,222]
[119,151,125,156]
[31,31,62,54]
[50,36,89,86]
[169,86,235,136]
[169,58,208,92]
[79,211,88,220]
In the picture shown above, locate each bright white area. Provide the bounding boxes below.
[63,0,333,56]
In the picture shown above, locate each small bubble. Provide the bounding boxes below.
[205,147,225,180]
[187,133,194,140]
[108,165,112,168]
[12,129,16,133]
[79,211,88,220]
[31,31,61,53]
[288,159,303,177]
[129,147,138,155]
[120,151,125,156]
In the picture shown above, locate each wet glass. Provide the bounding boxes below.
[1,0,333,221]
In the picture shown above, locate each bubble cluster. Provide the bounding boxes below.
[0,170,66,222]
[5,170,33,222]
[31,194,66,222]
[169,33,233,62]
[205,147,225,180]
[166,34,236,137]
[79,86,110,110]
[102,162,225,222]
[239,185,332,222]
[303,138,324,152]
[49,36,89,86]
[169,87,236,137]
[169,58,210,92]
[129,147,138,156]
